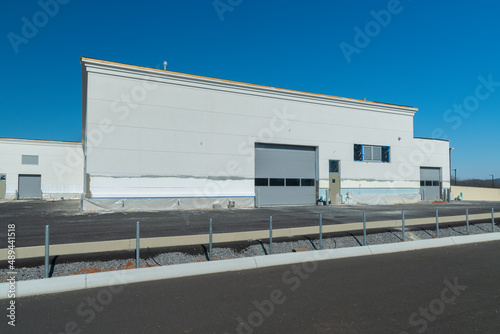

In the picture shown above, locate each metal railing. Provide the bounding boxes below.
[37,207,497,278]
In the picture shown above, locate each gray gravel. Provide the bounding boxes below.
[1,222,498,282]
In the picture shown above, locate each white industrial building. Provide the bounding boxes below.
[0,138,83,200]
[80,57,450,210]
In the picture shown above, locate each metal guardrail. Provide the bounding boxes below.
[3,209,499,272]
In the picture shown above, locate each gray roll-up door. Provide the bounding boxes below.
[0,174,6,199]
[420,167,441,200]
[18,175,42,199]
[255,144,316,206]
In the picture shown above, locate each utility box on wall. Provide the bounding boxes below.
[0,174,6,199]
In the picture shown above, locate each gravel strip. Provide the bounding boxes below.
[1,223,498,282]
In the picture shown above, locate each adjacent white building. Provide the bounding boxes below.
[0,138,83,200]
[80,57,450,210]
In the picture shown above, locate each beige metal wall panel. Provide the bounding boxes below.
[451,186,500,201]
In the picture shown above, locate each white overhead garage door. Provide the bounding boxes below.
[420,167,441,201]
[18,174,42,199]
[255,144,316,206]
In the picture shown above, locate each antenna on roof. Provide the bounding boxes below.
[163,61,167,70]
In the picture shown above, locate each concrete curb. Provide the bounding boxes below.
[1,233,500,299]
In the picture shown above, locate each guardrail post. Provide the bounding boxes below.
[136,221,140,268]
[209,218,213,261]
[466,209,470,235]
[402,211,406,242]
[363,212,367,246]
[435,209,440,238]
[319,214,323,250]
[269,216,273,254]
[492,208,495,233]
[45,225,49,278]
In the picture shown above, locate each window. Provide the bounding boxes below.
[329,160,339,173]
[421,180,440,187]
[258,178,314,186]
[354,145,390,163]
[381,146,390,162]
[255,178,268,186]
[301,178,315,186]
[364,145,381,162]
[286,178,300,186]
[269,178,285,186]
[354,144,363,161]
[22,155,39,165]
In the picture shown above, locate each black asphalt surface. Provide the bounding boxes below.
[2,240,500,333]
[0,200,499,247]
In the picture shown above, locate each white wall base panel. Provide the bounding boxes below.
[82,196,255,211]
[88,175,253,198]
[345,194,421,205]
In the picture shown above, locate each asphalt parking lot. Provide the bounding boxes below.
[0,199,499,248]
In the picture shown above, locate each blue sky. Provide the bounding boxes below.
[1,0,499,180]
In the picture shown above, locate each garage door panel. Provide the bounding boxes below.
[259,187,316,205]
[420,167,441,201]
[19,175,42,199]
[255,144,316,206]
[420,168,440,180]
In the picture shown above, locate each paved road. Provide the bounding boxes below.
[2,240,499,333]
[0,200,499,247]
